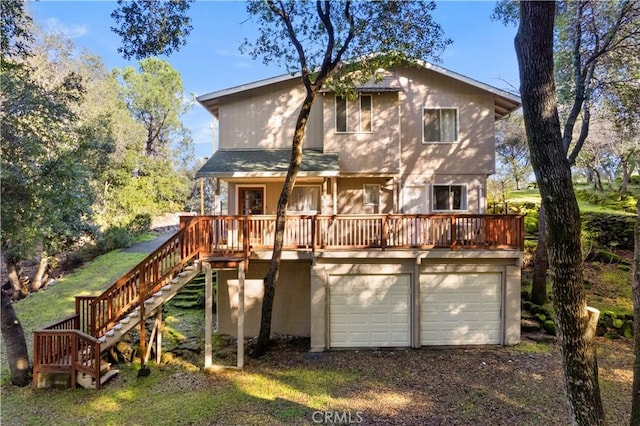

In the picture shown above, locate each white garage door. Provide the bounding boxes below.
[421,273,502,345]
[330,274,410,348]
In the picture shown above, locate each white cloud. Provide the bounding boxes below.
[45,18,88,39]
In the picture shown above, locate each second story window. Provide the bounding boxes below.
[423,108,458,143]
[336,94,372,133]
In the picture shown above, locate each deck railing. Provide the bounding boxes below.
[195,214,524,254]
[88,216,208,337]
[32,315,101,389]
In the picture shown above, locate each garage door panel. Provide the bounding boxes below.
[421,273,502,346]
[330,274,410,348]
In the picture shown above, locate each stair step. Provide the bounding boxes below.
[113,323,123,330]
[129,310,140,318]
[162,285,172,291]
[120,317,130,324]
[105,330,115,337]
[144,297,155,305]
[100,369,119,386]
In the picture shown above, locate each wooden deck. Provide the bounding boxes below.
[184,213,524,255]
[33,213,523,389]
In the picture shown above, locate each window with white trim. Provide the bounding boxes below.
[423,108,458,143]
[433,185,467,211]
[288,186,321,212]
[335,94,372,133]
[363,184,380,206]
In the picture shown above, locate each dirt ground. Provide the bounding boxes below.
[163,332,633,425]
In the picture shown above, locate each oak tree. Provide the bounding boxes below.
[515,2,605,424]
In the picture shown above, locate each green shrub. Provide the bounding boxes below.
[543,320,556,335]
[582,213,635,250]
[612,318,624,329]
[99,226,136,252]
[622,321,634,339]
[128,213,152,235]
[588,250,622,264]
[600,311,617,328]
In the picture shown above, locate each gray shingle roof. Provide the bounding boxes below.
[196,149,339,178]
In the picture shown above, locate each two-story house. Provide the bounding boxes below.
[195,61,523,351]
[31,61,525,389]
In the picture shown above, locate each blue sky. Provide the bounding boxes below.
[27,1,520,159]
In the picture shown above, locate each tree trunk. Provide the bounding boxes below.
[1,289,31,386]
[253,91,317,357]
[32,251,49,292]
[620,156,630,194]
[531,204,549,305]
[6,260,22,301]
[592,167,603,191]
[630,200,640,426]
[515,3,605,425]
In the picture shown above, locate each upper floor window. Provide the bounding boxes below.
[289,186,321,212]
[363,184,380,206]
[433,185,467,211]
[336,94,372,133]
[423,108,458,143]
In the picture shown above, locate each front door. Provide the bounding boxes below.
[238,187,264,215]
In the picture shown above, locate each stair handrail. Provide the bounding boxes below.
[33,319,100,390]
[88,216,206,337]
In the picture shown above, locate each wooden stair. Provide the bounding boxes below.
[32,216,229,390]
[96,263,202,352]
[169,272,208,309]
[77,359,118,389]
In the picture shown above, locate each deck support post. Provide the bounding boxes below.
[204,262,213,369]
[199,177,205,215]
[237,261,245,369]
[155,309,162,364]
[144,311,162,365]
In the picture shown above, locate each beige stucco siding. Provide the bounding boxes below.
[218,80,322,150]
[323,92,400,174]
[397,67,496,176]
[335,177,394,214]
[217,261,311,338]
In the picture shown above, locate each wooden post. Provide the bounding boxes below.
[213,178,221,215]
[237,261,245,369]
[138,278,149,376]
[155,309,162,364]
[204,262,213,369]
[199,177,205,215]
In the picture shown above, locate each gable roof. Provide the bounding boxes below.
[196,149,339,178]
[197,60,521,120]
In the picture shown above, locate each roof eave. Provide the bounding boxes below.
[196,171,340,179]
